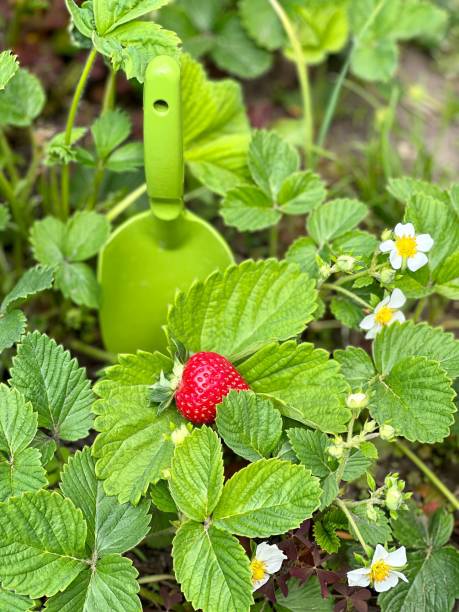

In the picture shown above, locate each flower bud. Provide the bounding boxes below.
[319,263,333,280]
[381,228,392,241]
[363,420,377,434]
[328,436,344,459]
[379,268,396,284]
[380,423,396,441]
[366,502,377,522]
[346,392,368,410]
[336,255,356,273]
[161,468,171,479]
[385,485,403,511]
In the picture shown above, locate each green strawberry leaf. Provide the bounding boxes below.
[221,185,281,231]
[211,15,272,79]
[0,491,87,598]
[167,260,318,360]
[0,589,33,612]
[216,390,283,462]
[239,0,285,50]
[150,480,177,513]
[330,297,363,330]
[0,309,27,354]
[239,341,350,433]
[248,130,299,199]
[213,458,321,537]
[307,198,368,246]
[55,262,100,308]
[347,504,391,547]
[275,576,334,611]
[387,176,447,204]
[351,36,398,82]
[334,346,376,390]
[0,68,45,127]
[63,211,111,261]
[434,251,459,299]
[373,321,459,379]
[278,170,327,215]
[370,356,456,443]
[10,331,94,441]
[93,0,171,35]
[0,385,47,501]
[1,265,53,313]
[45,554,141,612]
[173,521,253,612]
[287,428,331,478]
[285,236,319,278]
[0,50,19,90]
[170,427,224,521]
[60,447,151,556]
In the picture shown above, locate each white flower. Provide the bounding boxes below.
[380,223,433,272]
[346,392,368,410]
[359,289,406,339]
[347,545,408,593]
[250,542,287,591]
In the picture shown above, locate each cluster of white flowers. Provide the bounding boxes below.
[359,223,433,339]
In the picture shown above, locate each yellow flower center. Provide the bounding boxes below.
[370,560,391,583]
[395,235,417,258]
[374,306,394,326]
[250,559,266,582]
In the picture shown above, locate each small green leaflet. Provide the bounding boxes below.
[221,185,280,232]
[347,505,391,547]
[170,427,224,521]
[213,458,321,537]
[0,50,19,90]
[0,589,33,612]
[45,127,87,165]
[285,236,319,278]
[275,576,334,611]
[60,448,151,556]
[0,385,47,501]
[287,428,331,478]
[91,108,132,160]
[150,480,177,513]
[173,522,253,612]
[10,331,94,441]
[0,491,87,598]
[239,341,351,433]
[216,390,283,462]
[239,0,285,51]
[334,346,376,390]
[307,198,368,246]
[92,0,171,35]
[30,212,110,308]
[0,68,45,127]
[167,259,318,360]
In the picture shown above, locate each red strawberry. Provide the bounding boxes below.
[175,352,249,424]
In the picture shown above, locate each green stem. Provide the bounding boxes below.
[336,498,372,557]
[138,574,175,585]
[0,170,15,202]
[411,296,426,323]
[102,68,116,114]
[106,183,148,222]
[269,224,279,258]
[394,440,459,511]
[69,339,117,364]
[269,0,313,164]
[50,167,61,218]
[333,264,383,286]
[138,587,162,604]
[19,127,42,205]
[336,416,355,484]
[322,282,372,309]
[0,131,19,184]
[87,161,105,210]
[315,0,388,155]
[61,48,97,219]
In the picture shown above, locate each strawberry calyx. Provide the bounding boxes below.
[150,359,184,415]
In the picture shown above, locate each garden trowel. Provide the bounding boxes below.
[98,55,233,355]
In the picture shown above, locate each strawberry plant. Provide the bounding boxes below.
[0,0,459,611]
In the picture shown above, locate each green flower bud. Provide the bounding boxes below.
[171,424,191,446]
[379,268,396,284]
[336,255,357,273]
[363,420,377,434]
[381,228,392,241]
[380,423,396,441]
[385,485,403,511]
[346,392,368,410]
[328,436,344,459]
[366,502,378,522]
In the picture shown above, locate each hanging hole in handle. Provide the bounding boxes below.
[153,99,169,114]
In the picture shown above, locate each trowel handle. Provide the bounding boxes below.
[144,56,184,221]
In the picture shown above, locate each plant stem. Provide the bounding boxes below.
[69,339,117,364]
[316,0,388,155]
[336,498,372,557]
[0,170,15,202]
[0,131,19,184]
[394,440,459,511]
[269,0,313,164]
[269,224,279,258]
[333,264,383,286]
[138,574,175,585]
[61,48,97,220]
[106,183,148,221]
[411,296,427,323]
[87,161,105,210]
[102,68,116,114]
[322,282,372,309]
[138,587,162,604]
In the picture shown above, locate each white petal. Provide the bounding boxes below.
[389,250,402,269]
[407,252,428,272]
[388,288,406,308]
[416,234,434,252]
[390,311,405,324]
[374,571,399,592]
[394,223,415,237]
[347,568,371,587]
[392,570,408,583]
[360,314,376,330]
[375,296,390,311]
[255,543,287,574]
[372,545,389,564]
[252,574,270,591]
[387,546,407,568]
[380,240,395,253]
[365,325,379,339]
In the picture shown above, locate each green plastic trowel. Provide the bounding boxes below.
[98,56,233,354]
